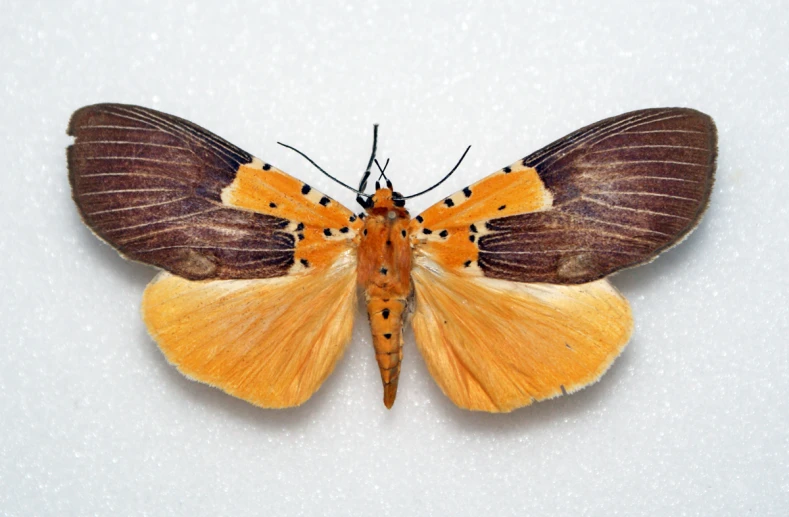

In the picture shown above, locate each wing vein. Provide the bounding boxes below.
[81,188,179,196]
[86,196,192,215]
[581,195,690,220]
[588,190,699,202]
[104,207,224,233]
[589,144,710,154]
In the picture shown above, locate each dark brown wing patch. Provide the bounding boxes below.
[68,104,294,280]
[478,108,717,284]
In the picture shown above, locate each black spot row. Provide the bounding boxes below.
[324,227,350,237]
[262,163,272,171]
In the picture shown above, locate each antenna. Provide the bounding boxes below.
[356,124,379,208]
[396,145,472,200]
[277,141,371,197]
[375,158,392,189]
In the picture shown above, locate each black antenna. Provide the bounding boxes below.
[375,158,392,189]
[375,158,390,174]
[357,125,379,193]
[356,125,379,208]
[396,145,472,200]
[276,141,371,197]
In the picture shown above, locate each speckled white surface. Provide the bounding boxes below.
[1,1,787,515]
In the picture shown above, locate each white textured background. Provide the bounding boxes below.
[1,1,787,516]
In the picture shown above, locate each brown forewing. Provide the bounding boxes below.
[478,108,717,284]
[68,104,294,280]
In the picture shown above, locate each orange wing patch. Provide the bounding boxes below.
[410,161,552,231]
[222,157,364,272]
[409,161,553,274]
[411,258,633,412]
[142,252,358,408]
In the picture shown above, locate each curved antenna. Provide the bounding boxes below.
[357,124,379,193]
[276,141,371,197]
[396,145,472,200]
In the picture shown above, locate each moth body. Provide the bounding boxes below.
[357,188,413,408]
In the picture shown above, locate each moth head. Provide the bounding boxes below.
[368,187,409,216]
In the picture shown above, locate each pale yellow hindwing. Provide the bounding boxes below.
[411,257,633,412]
[142,252,358,408]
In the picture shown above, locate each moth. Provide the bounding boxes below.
[68,104,716,412]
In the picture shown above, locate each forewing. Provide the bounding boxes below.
[411,108,716,284]
[68,103,361,280]
[142,252,357,408]
[411,258,632,412]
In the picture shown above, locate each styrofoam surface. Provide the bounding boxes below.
[1,1,787,515]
